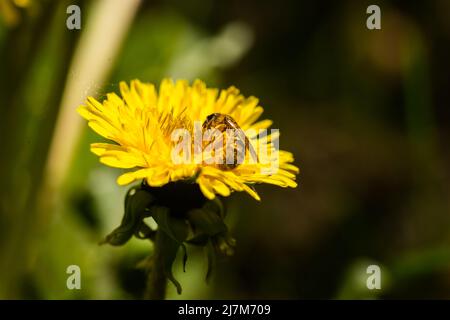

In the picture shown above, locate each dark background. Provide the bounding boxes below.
[1,0,449,299]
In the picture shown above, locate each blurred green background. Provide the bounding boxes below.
[1,0,450,299]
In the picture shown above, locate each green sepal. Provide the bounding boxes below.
[187,208,227,237]
[202,197,225,218]
[152,206,190,291]
[100,186,154,246]
[152,206,189,243]
[205,239,216,283]
[186,233,210,246]
[134,221,156,240]
[213,233,236,256]
[157,231,184,294]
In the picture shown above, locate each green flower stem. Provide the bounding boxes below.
[144,230,168,300]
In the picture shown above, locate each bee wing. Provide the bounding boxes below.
[203,128,225,157]
[222,116,259,164]
[234,128,258,163]
[246,136,259,163]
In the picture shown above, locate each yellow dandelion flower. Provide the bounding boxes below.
[78,78,299,201]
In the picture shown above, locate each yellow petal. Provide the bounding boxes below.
[198,178,216,200]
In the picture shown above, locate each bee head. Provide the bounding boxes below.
[205,113,219,122]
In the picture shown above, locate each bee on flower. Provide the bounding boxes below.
[78,78,298,201]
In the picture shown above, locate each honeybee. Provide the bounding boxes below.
[202,113,258,170]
